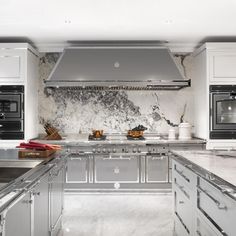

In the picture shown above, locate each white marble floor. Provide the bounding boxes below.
[60,193,174,236]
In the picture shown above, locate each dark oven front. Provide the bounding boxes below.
[210,85,236,139]
[0,85,24,139]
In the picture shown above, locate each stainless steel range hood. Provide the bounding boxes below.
[45,43,190,90]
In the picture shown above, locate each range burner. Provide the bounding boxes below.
[88,135,106,141]
[127,135,145,140]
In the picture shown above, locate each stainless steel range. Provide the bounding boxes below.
[65,133,172,192]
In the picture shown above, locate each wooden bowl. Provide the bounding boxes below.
[92,130,104,138]
[127,130,144,138]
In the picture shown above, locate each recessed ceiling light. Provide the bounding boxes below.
[64,19,72,24]
[164,19,173,24]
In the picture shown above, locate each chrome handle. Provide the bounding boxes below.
[175,180,190,199]
[197,185,227,210]
[175,166,190,182]
[196,230,202,236]
[151,156,164,160]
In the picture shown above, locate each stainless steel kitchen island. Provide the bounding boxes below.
[0,149,67,236]
[171,150,236,236]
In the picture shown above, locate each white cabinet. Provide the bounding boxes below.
[209,51,236,83]
[0,43,39,142]
[0,49,25,83]
[193,43,236,148]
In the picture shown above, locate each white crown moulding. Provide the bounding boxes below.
[35,42,200,54]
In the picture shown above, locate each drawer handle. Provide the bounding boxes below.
[196,230,202,236]
[197,185,228,210]
[175,181,190,199]
[151,156,164,160]
[175,167,190,182]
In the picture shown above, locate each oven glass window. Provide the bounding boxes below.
[216,100,236,124]
[0,101,18,112]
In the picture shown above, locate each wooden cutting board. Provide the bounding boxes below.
[18,149,56,158]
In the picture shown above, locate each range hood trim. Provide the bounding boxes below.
[45,45,190,90]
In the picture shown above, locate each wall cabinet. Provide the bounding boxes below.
[209,51,236,83]
[0,43,39,143]
[0,49,25,83]
[193,43,236,149]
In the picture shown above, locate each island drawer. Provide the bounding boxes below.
[196,213,222,236]
[174,212,189,236]
[172,160,196,190]
[174,187,192,234]
[197,177,236,236]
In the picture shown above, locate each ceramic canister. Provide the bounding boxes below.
[178,122,192,140]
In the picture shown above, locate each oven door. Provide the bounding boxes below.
[0,93,23,119]
[210,91,236,138]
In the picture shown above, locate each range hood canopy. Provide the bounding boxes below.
[45,42,190,90]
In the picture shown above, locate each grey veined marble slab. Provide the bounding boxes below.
[172,150,236,187]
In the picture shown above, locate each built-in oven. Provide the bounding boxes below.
[0,85,24,139]
[210,85,236,139]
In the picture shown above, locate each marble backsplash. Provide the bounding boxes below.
[38,53,194,135]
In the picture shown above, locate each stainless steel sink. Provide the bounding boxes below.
[0,167,32,183]
[0,160,42,184]
[0,160,42,168]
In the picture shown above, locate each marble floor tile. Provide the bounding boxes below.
[60,193,174,236]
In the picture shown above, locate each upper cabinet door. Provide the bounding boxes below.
[0,49,25,83]
[209,51,236,84]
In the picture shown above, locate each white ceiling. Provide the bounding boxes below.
[1,0,236,52]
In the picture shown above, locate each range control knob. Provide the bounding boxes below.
[113,148,117,153]
[97,148,101,153]
[138,148,141,153]
[92,148,96,153]
[103,148,106,153]
[125,148,129,153]
[133,148,137,153]
[148,147,152,153]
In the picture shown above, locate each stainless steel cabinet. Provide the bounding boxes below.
[145,155,168,182]
[3,192,31,236]
[94,155,139,183]
[66,154,88,183]
[33,173,49,236]
[49,164,64,236]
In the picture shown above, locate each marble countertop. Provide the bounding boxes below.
[172,150,236,188]
[35,133,206,146]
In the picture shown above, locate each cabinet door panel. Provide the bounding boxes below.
[50,167,64,234]
[196,213,222,236]
[95,156,139,183]
[210,52,236,83]
[34,174,49,236]
[0,56,20,78]
[146,155,168,182]
[198,177,236,236]
[0,49,25,82]
[66,155,88,183]
[4,193,31,236]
